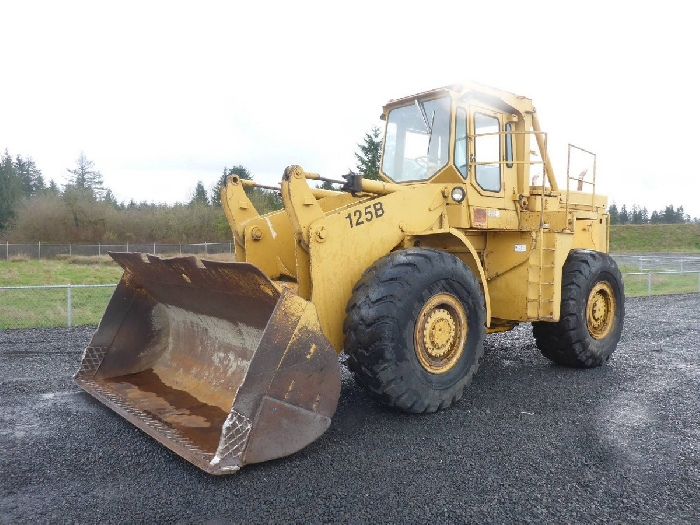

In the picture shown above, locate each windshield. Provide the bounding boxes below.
[381,96,451,182]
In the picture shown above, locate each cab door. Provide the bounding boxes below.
[467,105,518,204]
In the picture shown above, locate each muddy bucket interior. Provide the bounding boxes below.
[75,253,341,474]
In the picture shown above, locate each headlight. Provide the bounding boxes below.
[451,187,466,203]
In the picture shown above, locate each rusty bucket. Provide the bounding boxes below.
[74,253,341,474]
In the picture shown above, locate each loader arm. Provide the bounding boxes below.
[305,180,450,351]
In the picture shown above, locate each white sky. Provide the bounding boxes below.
[1,1,698,218]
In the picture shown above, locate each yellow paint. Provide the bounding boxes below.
[284,380,295,400]
[414,293,467,374]
[586,282,616,339]
[306,344,317,360]
[219,82,613,354]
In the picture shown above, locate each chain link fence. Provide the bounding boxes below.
[613,254,700,272]
[1,254,699,330]
[1,242,233,259]
[0,284,116,330]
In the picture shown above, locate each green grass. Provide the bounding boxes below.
[623,272,700,297]
[0,286,116,329]
[610,224,700,253]
[0,256,123,286]
[0,256,122,329]
[1,248,698,329]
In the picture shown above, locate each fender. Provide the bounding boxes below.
[404,228,492,327]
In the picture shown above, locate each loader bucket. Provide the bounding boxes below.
[74,253,341,474]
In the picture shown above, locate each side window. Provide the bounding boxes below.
[454,107,467,177]
[474,112,501,192]
[505,122,513,168]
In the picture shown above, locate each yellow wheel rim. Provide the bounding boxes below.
[414,293,468,374]
[586,282,616,339]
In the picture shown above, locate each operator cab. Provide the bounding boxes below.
[379,82,530,213]
[381,96,452,182]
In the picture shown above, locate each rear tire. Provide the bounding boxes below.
[533,250,624,367]
[343,248,486,413]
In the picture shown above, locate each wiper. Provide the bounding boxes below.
[414,99,432,135]
[415,99,435,155]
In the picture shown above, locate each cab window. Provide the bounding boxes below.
[454,107,468,177]
[381,97,451,182]
[474,112,501,192]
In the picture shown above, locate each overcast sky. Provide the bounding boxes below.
[2,1,698,218]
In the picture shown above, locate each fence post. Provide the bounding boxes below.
[647,273,652,297]
[69,243,72,256]
[205,242,208,255]
[5,241,7,260]
[230,241,232,254]
[67,285,72,327]
[179,243,182,254]
[126,242,129,252]
[38,241,41,259]
[153,242,156,255]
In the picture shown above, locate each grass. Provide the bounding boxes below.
[0,253,237,330]
[623,272,700,297]
[0,256,123,286]
[610,223,700,253]
[0,257,122,329]
[0,286,116,329]
[0,244,698,329]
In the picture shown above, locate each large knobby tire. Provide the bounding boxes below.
[343,248,486,413]
[533,249,625,368]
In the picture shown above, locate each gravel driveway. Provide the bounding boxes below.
[1,295,699,523]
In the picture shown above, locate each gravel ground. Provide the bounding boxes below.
[1,295,699,524]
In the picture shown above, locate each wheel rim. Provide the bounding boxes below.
[586,281,616,339]
[414,293,467,374]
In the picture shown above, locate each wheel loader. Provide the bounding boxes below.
[75,81,624,474]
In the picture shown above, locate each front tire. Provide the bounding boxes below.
[533,250,625,367]
[343,248,486,413]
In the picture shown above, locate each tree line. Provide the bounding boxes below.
[608,203,698,225]
[0,127,383,243]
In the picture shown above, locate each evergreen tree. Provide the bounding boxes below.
[657,204,687,224]
[65,152,104,194]
[608,202,619,225]
[354,126,383,181]
[104,189,120,209]
[640,207,649,224]
[13,155,45,197]
[47,179,61,196]
[189,181,209,206]
[317,180,338,191]
[619,204,629,225]
[0,150,22,230]
[227,165,253,181]
[211,164,252,207]
[630,205,648,224]
[222,164,256,201]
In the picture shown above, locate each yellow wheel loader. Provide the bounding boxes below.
[75,81,624,474]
